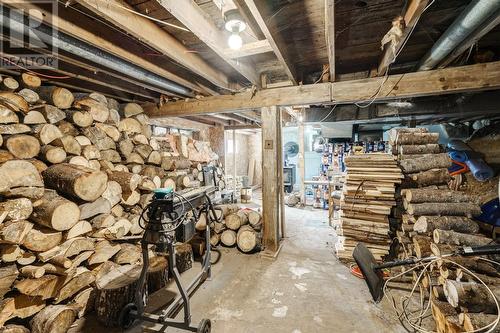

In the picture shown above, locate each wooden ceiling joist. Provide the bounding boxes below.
[155,0,260,86]
[377,0,430,76]
[145,61,500,116]
[244,0,298,85]
[5,1,204,95]
[325,0,335,82]
[224,40,273,59]
[76,0,231,90]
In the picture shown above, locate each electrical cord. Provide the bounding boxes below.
[382,256,500,333]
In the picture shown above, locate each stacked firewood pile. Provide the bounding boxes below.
[200,204,262,253]
[389,128,500,333]
[0,73,221,331]
[335,154,403,262]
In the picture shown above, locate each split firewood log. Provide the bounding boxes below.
[120,102,143,118]
[121,190,140,206]
[74,97,109,123]
[226,211,248,230]
[57,120,78,136]
[88,240,121,265]
[431,299,461,333]
[0,220,33,244]
[31,189,80,231]
[118,118,142,133]
[247,210,262,229]
[19,265,46,279]
[38,104,66,124]
[90,214,115,229]
[107,170,141,193]
[1,77,19,92]
[79,198,112,220]
[113,243,141,265]
[22,225,62,252]
[0,124,31,135]
[210,233,220,247]
[42,163,108,201]
[14,275,60,300]
[16,251,36,266]
[64,109,93,128]
[0,298,15,327]
[52,135,81,156]
[70,287,95,318]
[38,86,74,109]
[459,313,500,332]
[30,304,77,333]
[18,88,40,104]
[12,294,45,319]
[217,204,239,217]
[0,106,19,123]
[95,123,120,142]
[38,237,95,264]
[39,145,67,164]
[0,92,29,114]
[0,265,19,297]
[23,111,46,124]
[0,198,33,222]
[0,325,30,333]
[54,267,95,304]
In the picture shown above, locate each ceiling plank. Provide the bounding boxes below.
[224,40,273,59]
[145,61,500,116]
[5,0,204,95]
[377,0,430,76]
[244,0,298,84]
[325,0,335,81]
[76,0,231,90]
[155,0,260,85]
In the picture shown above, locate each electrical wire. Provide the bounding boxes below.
[382,256,500,333]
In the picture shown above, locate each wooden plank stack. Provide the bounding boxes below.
[335,154,403,262]
[388,128,500,333]
[0,73,223,331]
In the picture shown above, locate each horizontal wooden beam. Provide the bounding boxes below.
[145,61,500,116]
[224,124,261,130]
[224,40,273,59]
[76,0,231,90]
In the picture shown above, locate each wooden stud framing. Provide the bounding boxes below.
[325,0,335,81]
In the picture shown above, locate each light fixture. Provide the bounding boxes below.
[224,9,246,50]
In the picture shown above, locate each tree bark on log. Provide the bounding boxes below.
[94,264,144,327]
[433,229,493,246]
[30,305,77,333]
[147,256,168,294]
[407,203,481,217]
[405,188,473,203]
[397,132,439,145]
[410,169,451,187]
[460,313,500,332]
[175,243,193,274]
[431,299,461,333]
[444,280,500,313]
[42,163,108,201]
[414,216,479,234]
[38,86,74,109]
[399,144,441,155]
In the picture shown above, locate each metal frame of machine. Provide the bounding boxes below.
[119,187,220,333]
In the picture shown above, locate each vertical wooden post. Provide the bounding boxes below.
[298,109,305,205]
[232,129,237,197]
[261,106,282,253]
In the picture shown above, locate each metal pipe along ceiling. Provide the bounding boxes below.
[418,0,500,71]
[0,7,194,97]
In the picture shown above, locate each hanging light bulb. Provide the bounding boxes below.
[228,32,243,49]
[224,9,246,50]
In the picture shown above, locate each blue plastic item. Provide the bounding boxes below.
[466,158,495,182]
[476,199,500,227]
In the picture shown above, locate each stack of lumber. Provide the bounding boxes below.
[387,128,500,333]
[200,204,262,253]
[335,154,403,261]
[0,73,221,331]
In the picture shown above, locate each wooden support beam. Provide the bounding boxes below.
[261,106,282,253]
[298,111,305,205]
[155,0,260,85]
[244,0,297,84]
[378,0,430,76]
[5,1,203,94]
[145,61,500,116]
[325,0,335,81]
[76,0,231,90]
[225,124,260,130]
[224,40,273,59]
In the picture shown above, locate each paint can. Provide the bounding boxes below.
[241,187,252,203]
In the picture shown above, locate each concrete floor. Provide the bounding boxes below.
[77,204,406,333]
